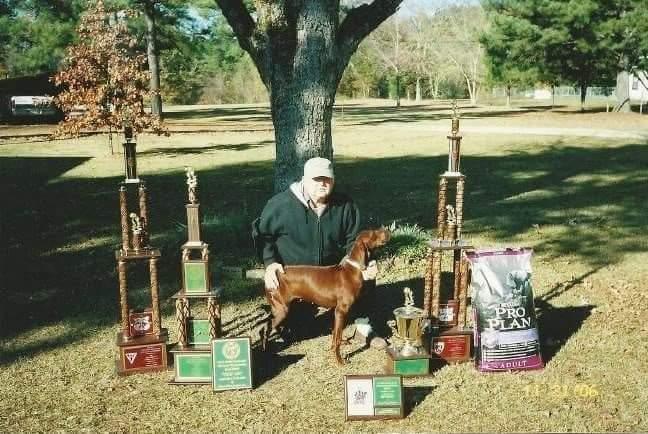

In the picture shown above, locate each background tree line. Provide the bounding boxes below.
[1,0,647,108]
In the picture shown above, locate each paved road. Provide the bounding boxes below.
[408,124,648,141]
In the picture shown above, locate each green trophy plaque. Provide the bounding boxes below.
[212,337,253,391]
[385,347,430,376]
[344,375,404,421]
[188,318,211,345]
[173,352,212,383]
[183,261,209,293]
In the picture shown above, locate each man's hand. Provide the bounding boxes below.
[264,262,285,290]
[362,260,378,281]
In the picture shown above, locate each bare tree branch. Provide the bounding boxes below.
[336,0,404,74]
[214,0,259,59]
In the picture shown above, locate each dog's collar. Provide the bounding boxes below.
[343,255,366,271]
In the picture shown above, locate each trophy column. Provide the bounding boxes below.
[424,105,473,365]
[114,137,169,376]
[169,167,222,385]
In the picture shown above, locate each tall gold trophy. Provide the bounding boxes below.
[114,127,168,376]
[424,103,473,365]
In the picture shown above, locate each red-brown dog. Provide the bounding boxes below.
[261,228,390,365]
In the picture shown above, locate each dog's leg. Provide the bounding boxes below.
[262,290,290,350]
[332,305,348,366]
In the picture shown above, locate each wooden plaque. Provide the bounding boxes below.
[345,375,404,421]
[183,260,209,293]
[118,342,167,375]
[128,309,154,337]
[431,328,472,363]
[212,337,253,391]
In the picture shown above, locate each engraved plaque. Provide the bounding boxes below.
[183,261,209,293]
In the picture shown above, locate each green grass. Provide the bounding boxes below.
[0,102,647,432]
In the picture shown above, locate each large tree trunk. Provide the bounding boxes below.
[415,77,422,102]
[270,78,337,191]
[261,2,340,191]
[142,0,163,117]
[216,0,403,192]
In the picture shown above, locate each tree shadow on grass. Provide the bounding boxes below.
[139,140,274,156]
[253,350,305,387]
[404,386,436,417]
[163,106,271,121]
[536,301,594,365]
[339,106,547,127]
[534,268,600,364]
[1,140,646,364]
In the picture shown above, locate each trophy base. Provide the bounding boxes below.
[169,345,212,385]
[428,239,472,249]
[115,330,169,376]
[115,248,161,260]
[171,287,222,299]
[182,241,208,249]
[430,326,473,364]
[441,171,463,178]
[124,178,141,184]
[385,347,431,377]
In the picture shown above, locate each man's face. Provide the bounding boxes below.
[304,176,334,204]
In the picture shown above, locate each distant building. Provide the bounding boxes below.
[629,71,648,102]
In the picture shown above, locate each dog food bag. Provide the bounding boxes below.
[466,248,544,372]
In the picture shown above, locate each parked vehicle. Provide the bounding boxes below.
[10,95,58,116]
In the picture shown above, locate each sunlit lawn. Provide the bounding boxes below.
[0,101,647,432]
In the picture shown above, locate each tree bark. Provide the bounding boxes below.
[579,83,587,112]
[614,71,630,113]
[142,0,162,117]
[416,77,421,102]
[394,71,401,107]
[216,0,403,192]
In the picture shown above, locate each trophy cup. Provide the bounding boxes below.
[169,167,222,385]
[114,126,168,376]
[385,288,430,376]
[423,104,473,366]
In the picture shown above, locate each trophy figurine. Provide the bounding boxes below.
[186,167,198,204]
[385,287,430,376]
[184,167,204,248]
[129,212,147,252]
